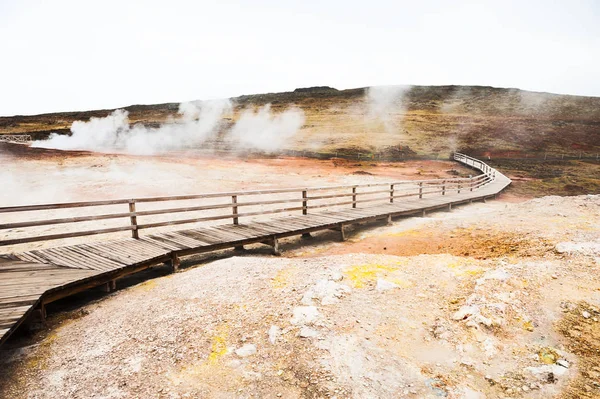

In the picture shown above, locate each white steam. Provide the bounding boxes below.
[365,85,410,134]
[33,100,305,155]
[229,105,305,152]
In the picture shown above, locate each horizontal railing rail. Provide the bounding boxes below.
[0,153,496,247]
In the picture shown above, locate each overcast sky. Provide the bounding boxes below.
[1,0,599,116]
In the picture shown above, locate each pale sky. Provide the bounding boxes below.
[1,0,599,116]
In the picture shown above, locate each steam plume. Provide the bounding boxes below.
[365,85,410,134]
[32,100,232,155]
[229,105,305,152]
[32,100,305,155]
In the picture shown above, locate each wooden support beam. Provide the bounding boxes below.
[301,233,312,239]
[448,203,452,211]
[386,214,392,225]
[234,245,245,251]
[28,304,47,331]
[100,280,117,293]
[261,237,281,256]
[170,253,180,272]
[270,237,281,256]
[339,224,347,241]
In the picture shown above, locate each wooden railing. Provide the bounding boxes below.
[0,153,496,247]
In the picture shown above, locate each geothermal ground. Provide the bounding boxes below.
[0,146,599,399]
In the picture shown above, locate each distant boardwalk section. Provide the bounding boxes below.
[0,134,32,143]
[0,153,511,346]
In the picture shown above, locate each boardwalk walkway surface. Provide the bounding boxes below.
[0,154,510,346]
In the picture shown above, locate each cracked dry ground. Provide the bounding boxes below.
[0,194,599,399]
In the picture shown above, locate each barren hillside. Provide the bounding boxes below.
[2,85,599,157]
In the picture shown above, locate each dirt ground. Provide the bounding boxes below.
[0,191,598,398]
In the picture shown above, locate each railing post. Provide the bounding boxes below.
[232,195,239,225]
[458,182,461,194]
[390,184,394,203]
[442,180,446,195]
[128,200,139,239]
[470,177,473,191]
[302,190,308,215]
[352,187,357,208]
[419,182,423,199]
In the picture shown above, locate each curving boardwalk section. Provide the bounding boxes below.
[0,154,510,346]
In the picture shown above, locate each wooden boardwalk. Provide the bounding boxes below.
[0,153,511,346]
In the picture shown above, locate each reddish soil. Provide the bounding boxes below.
[312,227,554,260]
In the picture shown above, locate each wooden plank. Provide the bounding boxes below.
[211,225,261,240]
[77,243,143,266]
[94,242,152,263]
[63,246,126,270]
[51,247,119,272]
[137,236,183,251]
[144,234,191,250]
[176,229,222,245]
[29,249,77,269]
[42,248,94,270]
[160,232,209,248]
[100,240,164,259]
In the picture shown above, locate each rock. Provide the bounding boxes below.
[376,278,399,292]
[235,344,257,357]
[330,272,344,282]
[525,364,569,381]
[555,241,600,256]
[582,311,591,319]
[298,327,318,338]
[556,359,570,369]
[551,274,558,279]
[268,325,281,345]
[452,305,479,321]
[301,280,350,305]
[290,306,320,325]
[476,269,510,285]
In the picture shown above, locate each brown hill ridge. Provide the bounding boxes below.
[1,85,599,156]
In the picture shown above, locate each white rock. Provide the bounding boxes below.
[461,387,485,399]
[452,305,480,321]
[301,280,350,305]
[525,364,569,380]
[290,306,320,325]
[476,269,510,285]
[235,344,257,357]
[556,241,600,255]
[376,278,399,292]
[556,359,570,369]
[582,311,591,319]
[268,325,281,345]
[298,327,318,338]
[330,272,344,282]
